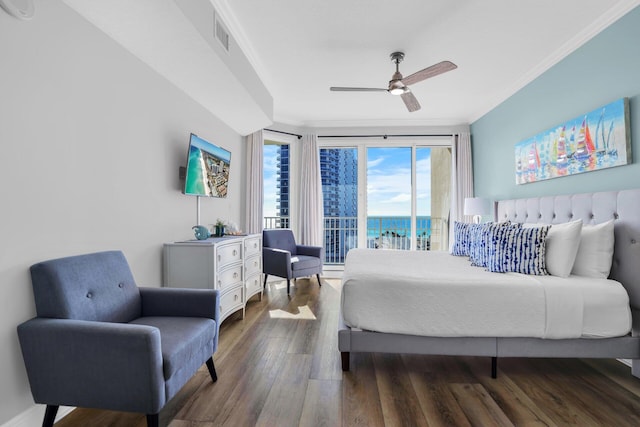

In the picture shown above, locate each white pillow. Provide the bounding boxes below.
[571,219,615,279]
[523,219,583,277]
[546,219,584,277]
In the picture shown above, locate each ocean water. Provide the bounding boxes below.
[366,216,431,238]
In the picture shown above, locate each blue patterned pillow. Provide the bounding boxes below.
[451,221,473,256]
[487,225,550,275]
[469,222,484,266]
[469,222,516,267]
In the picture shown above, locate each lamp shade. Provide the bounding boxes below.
[464,197,491,216]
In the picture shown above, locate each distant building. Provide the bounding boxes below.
[320,148,357,263]
[276,145,290,228]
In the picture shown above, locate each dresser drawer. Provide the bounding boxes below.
[245,274,262,300]
[244,236,261,258]
[220,285,243,319]
[217,242,242,267]
[217,264,242,291]
[244,255,262,277]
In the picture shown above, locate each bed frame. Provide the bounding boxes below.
[338,189,640,378]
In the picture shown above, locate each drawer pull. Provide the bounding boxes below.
[233,272,238,279]
[254,243,258,248]
[217,280,221,286]
[233,249,238,256]
[217,255,221,262]
[234,294,239,301]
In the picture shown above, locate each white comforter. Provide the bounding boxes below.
[341,249,631,339]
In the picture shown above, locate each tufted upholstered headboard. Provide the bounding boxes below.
[496,189,640,312]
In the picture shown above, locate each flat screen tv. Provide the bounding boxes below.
[183,133,231,198]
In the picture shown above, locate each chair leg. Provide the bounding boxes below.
[206,357,218,382]
[287,279,291,294]
[42,405,59,427]
[263,274,268,289]
[146,413,159,427]
[316,274,322,286]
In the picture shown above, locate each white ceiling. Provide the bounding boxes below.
[63,0,640,132]
[215,0,639,128]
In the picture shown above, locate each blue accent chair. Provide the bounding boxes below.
[17,251,220,427]
[262,229,323,294]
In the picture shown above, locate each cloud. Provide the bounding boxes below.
[367,156,385,168]
[386,193,411,203]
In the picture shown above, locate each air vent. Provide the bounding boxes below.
[214,12,230,53]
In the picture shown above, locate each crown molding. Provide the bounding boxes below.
[469,0,640,124]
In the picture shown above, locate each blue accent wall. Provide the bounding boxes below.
[471,6,640,201]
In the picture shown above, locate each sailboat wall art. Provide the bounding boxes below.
[515,98,631,184]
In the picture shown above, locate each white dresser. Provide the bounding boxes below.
[163,234,262,324]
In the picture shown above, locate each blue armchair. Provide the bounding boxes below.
[262,229,323,294]
[17,251,220,427]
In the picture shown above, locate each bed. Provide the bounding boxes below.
[338,189,640,378]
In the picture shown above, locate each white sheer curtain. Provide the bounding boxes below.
[245,130,264,234]
[449,132,474,248]
[298,133,323,246]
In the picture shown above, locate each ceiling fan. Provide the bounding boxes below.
[330,52,457,112]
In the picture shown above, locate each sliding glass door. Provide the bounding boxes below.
[366,147,412,250]
[320,147,358,264]
[320,138,451,264]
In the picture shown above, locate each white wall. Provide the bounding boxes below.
[0,1,245,424]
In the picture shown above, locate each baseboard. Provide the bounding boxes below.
[618,358,631,367]
[1,404,73,427]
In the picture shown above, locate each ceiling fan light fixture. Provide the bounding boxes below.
[329,52,456,112]
[388,80,406,95]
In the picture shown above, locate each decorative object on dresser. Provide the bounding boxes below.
[17,251,220,427]
[214,219,225,237]
[164,234,262,324]
[262,229,323,295]
[192,225,211,240]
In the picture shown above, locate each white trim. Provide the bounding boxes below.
[317,136,451,147]
[468,0,640,123]
[302,118,469,129]
[317,138,452,252]
[1,405,73,427]
[263,129,298,145]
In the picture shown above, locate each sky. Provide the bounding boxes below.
[263,144,279,217]
[263,144,433,218]
[366,147,431,217]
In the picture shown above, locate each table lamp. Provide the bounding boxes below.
[464,197,491,224]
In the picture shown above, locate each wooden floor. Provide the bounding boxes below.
[56,277,640,427]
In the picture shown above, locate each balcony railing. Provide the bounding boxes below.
[263,216,447,265]
[264,216,290,229]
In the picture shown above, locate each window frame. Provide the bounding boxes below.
[318,136,451,252]
[263,130,299,232]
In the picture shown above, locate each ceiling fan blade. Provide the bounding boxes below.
[330,87,388,92]
[401,61,457,86]
[401,91,421,112]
